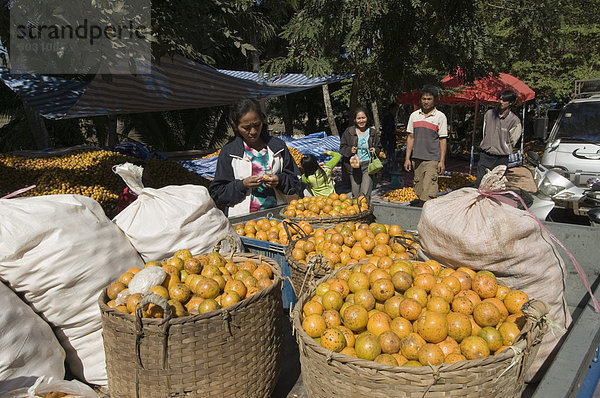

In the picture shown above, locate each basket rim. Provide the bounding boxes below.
[278,204,374,224]
[291,262,546,375]
[98,253,283,325]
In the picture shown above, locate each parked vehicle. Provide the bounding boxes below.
[541,79,600,190]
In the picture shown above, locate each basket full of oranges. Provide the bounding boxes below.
[280,193,373,229]
[292,260,548,398]
[285,221,419,298]
[98,237,284,398]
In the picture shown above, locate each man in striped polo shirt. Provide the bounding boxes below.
[404,85,448,206]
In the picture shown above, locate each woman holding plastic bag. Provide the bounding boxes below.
[210,99,301,216]
[339,106,382,200]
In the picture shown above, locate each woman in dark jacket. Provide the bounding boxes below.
[339,107,382,200]
[209,99,301,216]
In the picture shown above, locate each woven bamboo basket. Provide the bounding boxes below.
[292,266,549,398]
[99,251,284,398]
[279,204,374,229]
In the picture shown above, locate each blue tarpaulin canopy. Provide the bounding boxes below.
[0,55,352,119]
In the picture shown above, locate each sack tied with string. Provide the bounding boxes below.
[417,165,572,382]
[112,163,241,262]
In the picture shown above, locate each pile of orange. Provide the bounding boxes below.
[301,261,529,367]
[290,221,418,270]
[234,218,310,245]
[105,249,275,318]
[283,193,369,218]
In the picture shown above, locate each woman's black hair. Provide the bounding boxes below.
[352,106,370,128]
[301,154,329,183]
[229,99,267,136]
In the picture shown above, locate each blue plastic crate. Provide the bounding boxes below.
[240,236,296,310]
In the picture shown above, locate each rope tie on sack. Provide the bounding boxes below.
[1,185,36,199]
[493,346,524,383]
[476,186,600,313]
[542,315,568,337]
[421,365,442,397]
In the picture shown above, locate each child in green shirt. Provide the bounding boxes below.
[301,151,342,197]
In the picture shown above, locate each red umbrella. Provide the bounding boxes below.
[440,71,535,105]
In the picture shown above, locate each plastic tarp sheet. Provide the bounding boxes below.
[180,131,340,179]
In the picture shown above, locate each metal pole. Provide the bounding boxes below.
[469,101,479,175]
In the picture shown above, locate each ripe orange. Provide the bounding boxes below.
[374,354,398,366]
[473,302,502,327]
[436,336,461,357]
[391,271,413,293]
[417,343,445,366]
[320,328,347,352]
[460,336,490,360]
[472,274,498,299]
[355,333,382,361]
[390,317,414,340]
[416,312,448,343]
[444,353,467,364]
[413,273,437,292]
[503,290,529,314]
[479,326,504,352]
[342,304,369,332]
[446,312,472,343]
[378,330,402,354]
[303,300,324,316]
[452,296,475,315]
[348,272,370,292]
[498,321,521,346]
[323,309,343,328]
[430,283,455,303]
[400,332,426,360]
[427,296,451,314]
[370,279,395,302]
[399,298,422,321]
[354,289,376,311]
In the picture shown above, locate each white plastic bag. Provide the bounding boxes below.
[3,376,98,398]
[0,283,66,395]
[112,163,241,261]
[0,194,145,385]
[417,166,571,381]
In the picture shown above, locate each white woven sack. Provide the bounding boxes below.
[0,282,66,395]
[112,163,241,262]
[0,194,145,386]
[417,166,571,381]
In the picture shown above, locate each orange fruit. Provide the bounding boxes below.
[473,302,502,327]
[195,278,220,299]
[342,304,369,332]
[444,353,467,364]
[378,330,402,354]
[383,296,404,319]
[126,293,143,314]
[460,336,490,360]
[479,326,504,352]
[354,289,376,311]
[370,278,395,302]
[390,317,413,340]
[336,325,355,348]
[413,273,437,292]
[451,270,472,291]
[446,312,472,343]
[503,290,529,314]
[198,298,220,314]
[303,300,324,316]
[436,336,461,357]
[416,311,448,343]
[220,290,242,307]
[399,298,422,321]
[168,283,191,303]
[495,285,511,301]
[427,296,451,314]
[430,283,455,303]
[472,274,498,299]
[498,321,521,346]
[418,343,445,366]
[404,286,428,307]
[452,296,475,315]
[457,266,476,279]
[323,309,343,328]
[118,272,134,286]
[441,275,462,295]
[456,289,481,307]
[348,272,370,292]
[391,271,413,293]
[400,332,426,360]
[483,297,509,323]
[374,354,398,366]
[355,332,382,361]
[302,314,327,338]
[320,328,347,352]
[107,281,127,300]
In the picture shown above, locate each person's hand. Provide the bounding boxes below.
[322,151,331,156]
[351,146,357,154]
[260,174,279,188]
[437,161,445,175]
[404,159,412,172]
[242,175,264,188]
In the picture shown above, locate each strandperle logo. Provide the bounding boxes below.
[10,0,151,74]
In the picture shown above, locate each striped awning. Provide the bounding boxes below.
[0,55,352,119]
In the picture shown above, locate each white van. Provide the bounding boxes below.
[542,80,600,188]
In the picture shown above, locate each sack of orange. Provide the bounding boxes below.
[104,249,276,318]
[300,260,530,366]
[283,193,369,218]
[233,218,307,245]
[290,221,418,271]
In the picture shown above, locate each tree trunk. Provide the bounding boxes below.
[322,84,339,136]
[23,102,50,149]
[281,95,294,136]
[107,115,118,149]
[371,101,380,132]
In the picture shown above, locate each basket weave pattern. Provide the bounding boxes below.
[99,254,284,398]
[292,266,547,398]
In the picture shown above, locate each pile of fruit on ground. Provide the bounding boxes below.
[382,173,476,203]
[105,249,276,317]
[282,193,370,218]
[301,261,529,367]
[0,149,210,218]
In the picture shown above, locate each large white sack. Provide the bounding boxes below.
[0,282,66,395]
[0,194,145,386]
[112,163,241,262]
[417,166,571,382]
